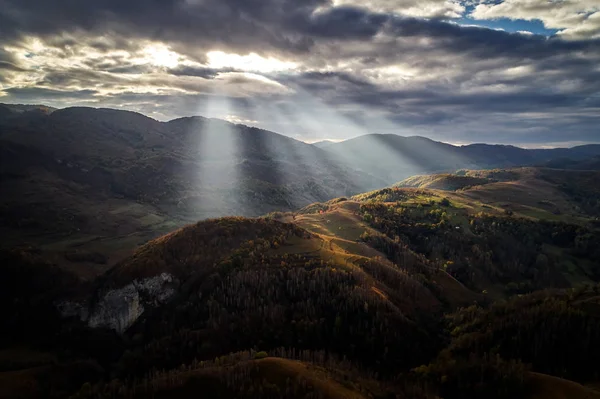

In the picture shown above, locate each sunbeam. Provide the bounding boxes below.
[191,91,243,218]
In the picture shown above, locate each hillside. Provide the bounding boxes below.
[3,104,600,398]
[393,167,600,222]
[4,166,600,398]
[542,155,600,170]
[0,106,385,275]
[0,103,56,115]
[3,106,600,278]
[395,173,492,190]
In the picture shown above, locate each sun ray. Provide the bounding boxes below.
[191,90,243,218]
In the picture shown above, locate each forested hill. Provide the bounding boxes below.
[2,166,600,399]
[0,105,385,274]
[3,105,600,265]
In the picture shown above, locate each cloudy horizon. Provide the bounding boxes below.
[1,0,599,146]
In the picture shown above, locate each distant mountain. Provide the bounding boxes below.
[541,155,600,170]
[322,134,600,183]
[310,139,336,149]
[0,106,385,261]
[3,106,600,269]
[0,102,56,115]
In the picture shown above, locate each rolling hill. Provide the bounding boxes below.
[3,104,600,398]
[394,167,600,222]
[542,155,600,170]
[0,105,386,274]
[3,104,600,276]
[3,166,600,399]
[3,105,600,271]
[395,173,492,191]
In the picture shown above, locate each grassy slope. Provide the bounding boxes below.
[295,167,600,298]
[400,167,600,224]
[289,200,480,308]
[396,173,491,190]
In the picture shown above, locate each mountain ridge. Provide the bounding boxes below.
[3,104,600,278]
[4,102,599,150]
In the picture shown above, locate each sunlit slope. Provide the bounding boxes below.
[284,199,481,308]
[395,167,600,223]
[396,173,491,190]
[291,169,600,299]
[78,216,445,370]
[100,213,445,320]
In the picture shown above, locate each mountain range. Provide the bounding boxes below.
[323,133,600,183]
[3,104,600,274]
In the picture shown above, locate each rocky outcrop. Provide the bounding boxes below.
[58,272,177,333]
[87,283,144,333]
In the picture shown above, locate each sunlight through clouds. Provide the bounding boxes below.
[206,51,298,73]
[1,0,599,146]
[142,44,180,68]
[191,87,244,217]
[332,0,465,18]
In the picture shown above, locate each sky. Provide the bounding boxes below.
[0,0,599,146]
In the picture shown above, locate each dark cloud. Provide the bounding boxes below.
[5,87,99,100]
[105,65,153,74]
[0,48,24,71]
[385,17,600,57]
[0,61,24,71]
[296,71,375,90]
[0,0,321,55]
[295,6,388,38]
[167,65,235,79]
[0,0,599,145]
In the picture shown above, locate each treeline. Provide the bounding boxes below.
[114,250,440,380]
[351,187,431,203]
[444,287,600,383]
[359,201,600,293]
